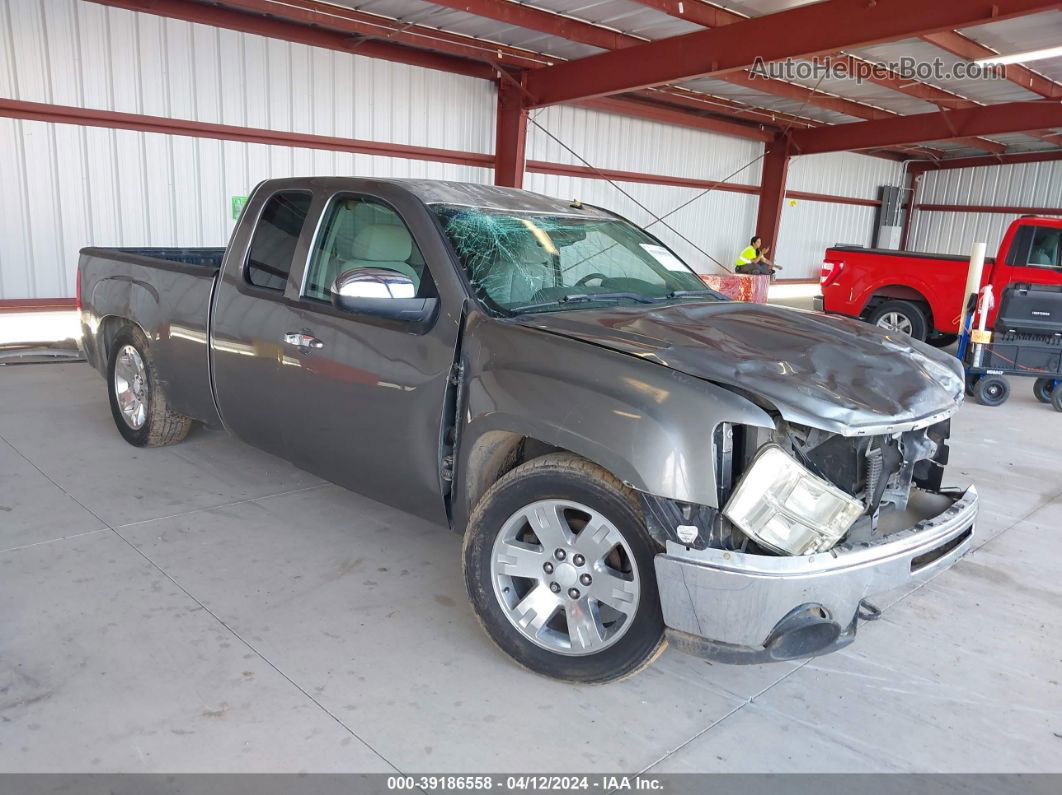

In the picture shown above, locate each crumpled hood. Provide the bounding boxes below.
[516,301,965,435]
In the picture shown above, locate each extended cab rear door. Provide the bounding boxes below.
[210,187,315,462]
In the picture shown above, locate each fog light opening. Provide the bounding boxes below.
[765,604,842,661]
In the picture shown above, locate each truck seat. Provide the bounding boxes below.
[477,237,554,306]
[336,224,420,290]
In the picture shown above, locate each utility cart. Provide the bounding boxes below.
[963,283,1062,411]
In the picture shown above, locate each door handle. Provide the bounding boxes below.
[283,332,324,350]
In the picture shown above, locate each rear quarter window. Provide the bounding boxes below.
[245,191,313,291]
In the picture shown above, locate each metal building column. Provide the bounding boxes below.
[755,136,791,252]
[495,80,528,188]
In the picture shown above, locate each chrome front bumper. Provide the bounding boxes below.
[655,486,978,663]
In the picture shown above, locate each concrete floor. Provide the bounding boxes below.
[1,361,1060,774]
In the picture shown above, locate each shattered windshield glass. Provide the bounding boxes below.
[432,204,722,315]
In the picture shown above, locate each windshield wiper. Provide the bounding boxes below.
[660,289,723,300]
[512,292,657,314]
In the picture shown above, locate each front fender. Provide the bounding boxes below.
[456,313,773,519]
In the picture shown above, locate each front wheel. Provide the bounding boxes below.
[1052,383,1062,413]
[463,453,665,683]
[107,326,193,447]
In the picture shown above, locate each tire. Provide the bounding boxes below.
[927,333,958,348]
[107,325,193,447]
[463,453,666,684]
[867,300,929,341]
[1052,383,1062,413]
[973,375,1010,407]
[1033,378,1058,404]
[965,375,979,397]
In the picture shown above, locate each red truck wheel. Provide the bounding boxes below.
[867,300,928,341]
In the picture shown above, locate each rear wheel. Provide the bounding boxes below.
[463,453,665,683]
[1033,378,1059,404]
[1052,383,1062,413]
[973,375,1010,407]
[867,300,929,341]
[107,326,193,447]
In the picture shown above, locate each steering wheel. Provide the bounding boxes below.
[575,272,609,287]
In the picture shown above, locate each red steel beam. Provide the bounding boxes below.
[624,1,746,28]
[85,0,495,79]
[522,0,1062,106]
[495,80,528,187]
[916,202,1062,215]
[922,31,1062,100]
[720,70,1005,153]
[577,97,773,141]
[0,98,883,209]
[755,137,791,253]
[0,98,496,168]
[909,149,1062,172]
[210,0,552,68]
[419,0,938,153]
[424,0,636,51]
[643,87,818,130]
[525,160,760,195]
[629,4,1010,152]
[790,100,1062,154]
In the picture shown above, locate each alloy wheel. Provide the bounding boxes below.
[490,499,640,656]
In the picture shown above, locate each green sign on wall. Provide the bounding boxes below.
[231,195,249,220]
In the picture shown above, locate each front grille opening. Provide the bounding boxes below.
[911,527,973,572]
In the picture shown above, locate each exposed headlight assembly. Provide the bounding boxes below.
[723,444,864,556]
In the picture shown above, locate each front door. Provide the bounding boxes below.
[278,192,461,524]
[990,223,1062,325]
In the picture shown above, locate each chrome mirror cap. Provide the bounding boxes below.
[331,268,416,300]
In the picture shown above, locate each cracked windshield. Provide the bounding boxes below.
[432,205,722,315]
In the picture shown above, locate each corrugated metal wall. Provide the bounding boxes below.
[0,119,491,298]
[778,152,904,279]
[0,0,893,297]
[525,105,763,274]
[0,0,494,299]
[907,160,1062,256]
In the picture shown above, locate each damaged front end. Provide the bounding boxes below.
[648,417,977,664]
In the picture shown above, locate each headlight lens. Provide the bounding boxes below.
[722,444,864,555]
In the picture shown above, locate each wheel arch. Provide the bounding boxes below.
[96,315,147,374]
[860,285,931,316]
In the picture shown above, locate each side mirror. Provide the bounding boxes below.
[330,268,438,329]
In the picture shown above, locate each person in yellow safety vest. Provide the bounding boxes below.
[735,235,782,276]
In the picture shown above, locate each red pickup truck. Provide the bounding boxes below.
[816,217,1062,343]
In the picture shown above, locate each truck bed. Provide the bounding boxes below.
[78,246,225,427]
[82,247,226,271]
[828,244,996,265]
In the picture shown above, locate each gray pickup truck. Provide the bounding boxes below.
[78,177,978,683]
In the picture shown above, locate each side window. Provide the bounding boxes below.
[1026,227,1061,270]
[245,191,312,291]
[304,196,432,302]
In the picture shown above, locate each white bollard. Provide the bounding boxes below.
[959,241,987,335]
